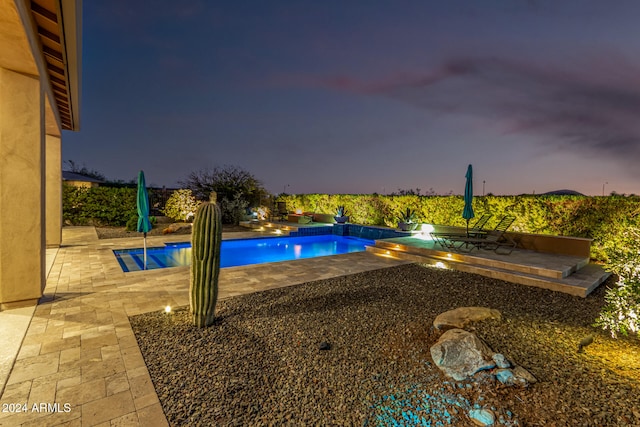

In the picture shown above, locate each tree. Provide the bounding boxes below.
[180,165,269,224]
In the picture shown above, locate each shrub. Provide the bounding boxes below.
[220,193,249,225]
[277,193,640,262]
[254,206,270,220]
[125,215,138,231]
[62,185,136,226]
[595,227,640,339]
[163,189,201,222]
[399,208,418,223]
[126,215,157,232]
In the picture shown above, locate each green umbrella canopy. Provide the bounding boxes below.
[462,164,475,232]
[137,170,153,233]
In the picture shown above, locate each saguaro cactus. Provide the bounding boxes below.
[190,192,222,327]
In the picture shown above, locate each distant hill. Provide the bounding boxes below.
[541,189,585,196]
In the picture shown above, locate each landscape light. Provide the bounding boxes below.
[165,305,172,313]
[420,224,435,234]
[435,262,447,269]
[413,223,434,240]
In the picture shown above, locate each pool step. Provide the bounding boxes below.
[367,242,609,298]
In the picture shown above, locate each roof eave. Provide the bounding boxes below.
[13,0,81,134]
[59,0,81,132]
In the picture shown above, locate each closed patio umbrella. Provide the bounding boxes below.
[462,164,475,236]
[137,170,153,269]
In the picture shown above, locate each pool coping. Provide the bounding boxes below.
[112,233,377,272]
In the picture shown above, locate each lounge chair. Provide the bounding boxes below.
[431,214,493,250]
[447,216,517,254]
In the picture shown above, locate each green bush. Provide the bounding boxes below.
[126,215,157,232]
[63,185,137,226]
[221,194,249,225]
[595,227,640,339]
[277,193,640,262]
[163,189,201,222]
[125,215,137,231]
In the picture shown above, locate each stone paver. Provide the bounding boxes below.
[0,227,408,426]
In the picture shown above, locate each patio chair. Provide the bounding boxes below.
[448,216,517,254]
[431,214,493,250]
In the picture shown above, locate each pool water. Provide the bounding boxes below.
[114,235,374,272]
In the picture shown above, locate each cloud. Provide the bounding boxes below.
[301,57,640,173]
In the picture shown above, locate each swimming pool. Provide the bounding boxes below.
[113,234,374,272]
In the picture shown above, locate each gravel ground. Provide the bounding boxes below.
[130,264,640,427]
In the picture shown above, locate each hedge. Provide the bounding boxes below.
[63,185,137,226]
[278,194,640,262]
[62,186,640,263]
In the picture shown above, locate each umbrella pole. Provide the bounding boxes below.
[143,232,147,270]
[466,219,470,237]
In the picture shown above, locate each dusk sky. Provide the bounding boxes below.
[63,1,640,196]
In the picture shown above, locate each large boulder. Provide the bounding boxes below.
[430,329,496,381]
[433,307,501,330]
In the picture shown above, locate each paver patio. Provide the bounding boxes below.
[0,227,408,426]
